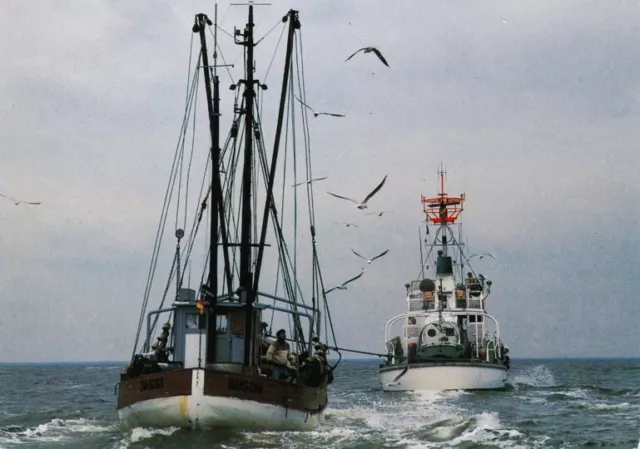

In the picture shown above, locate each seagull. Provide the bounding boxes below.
[295,96,345,118]
[327,175,387,210]
[345,46,389,67]
[366,211,393,217]
[335,221,359,228]
[292,176,328,187]
[469,253,497,261]
[0,193,41,206]
[325,270,364,294]
[351,248,390,264]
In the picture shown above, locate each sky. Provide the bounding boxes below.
[1,0,639,362]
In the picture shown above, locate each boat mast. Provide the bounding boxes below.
[253,10,298,292]
[237,5,256,368]
[438,165,448,257]
[193,9,233,364]
[419,225,425,279]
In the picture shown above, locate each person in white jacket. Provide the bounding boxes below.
[266,329,293,380]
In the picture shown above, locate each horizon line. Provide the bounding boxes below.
[0,356,639,366]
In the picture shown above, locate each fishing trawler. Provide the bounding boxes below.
[116,6,339,430]
[379,170,510,391]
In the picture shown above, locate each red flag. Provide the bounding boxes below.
[196,298,205,314]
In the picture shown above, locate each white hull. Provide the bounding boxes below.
[379,363,507,392]
[118,369,323,430]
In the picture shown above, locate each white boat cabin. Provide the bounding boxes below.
[384,253,506,366]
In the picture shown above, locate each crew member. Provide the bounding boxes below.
[266,329,294,380]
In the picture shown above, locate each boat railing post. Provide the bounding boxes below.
[475,319,479,359]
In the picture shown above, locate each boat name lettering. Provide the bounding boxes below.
[139,377,164,392]
[228,378,263,394]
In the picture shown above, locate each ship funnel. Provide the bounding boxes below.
[419,278,435,292]
[436,256,453,276]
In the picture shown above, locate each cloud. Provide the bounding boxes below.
[1,0,639,363]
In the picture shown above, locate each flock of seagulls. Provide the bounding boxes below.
[293,45,389,120]
[289,43,391,296]
[0,193,41,206]
[322,175,391,294]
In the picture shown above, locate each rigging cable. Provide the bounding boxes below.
[259,22,287,117]
[295,27,341,355]
[255,18,284,46]
[207,26,235,85]
[131,45,201,358]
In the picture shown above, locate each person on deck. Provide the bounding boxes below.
[467,272,481,297]
[266,329,294,380]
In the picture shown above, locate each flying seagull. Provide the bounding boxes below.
[325,270,364,294]
[366,211,393,217]
[295,96,345,118]
[292,176,328,187]
[335,221,359,228]
[345,46,389,67]
[351,248,390,264]
[0,193,41,206]
[469,253,497,260]
[327,175,387,210]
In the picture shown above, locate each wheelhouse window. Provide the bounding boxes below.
[185,313,207,329]
[216,314,228,333]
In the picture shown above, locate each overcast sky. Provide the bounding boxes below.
[1,0,639,362]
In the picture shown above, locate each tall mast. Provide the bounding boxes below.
[439,165,448,256]
[253,10,298,292]
[237,5,256,368]
[211,6,219,303]
[194,9,233,364]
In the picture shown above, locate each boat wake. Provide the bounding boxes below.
[506,364,557,390]
[232,390,550,448]
[113,426,180,449]
[0,418,113,447]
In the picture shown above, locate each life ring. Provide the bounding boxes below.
[423,291,434,301]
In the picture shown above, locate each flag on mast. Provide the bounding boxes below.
[196,297,205,314]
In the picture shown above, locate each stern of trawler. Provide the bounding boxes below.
[380,168,510,372]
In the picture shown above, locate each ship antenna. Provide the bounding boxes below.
[418,225,425,279]
[213,4,218,77]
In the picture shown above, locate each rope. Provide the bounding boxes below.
[255,19,284,46]
[207,26,235,84]
[295,27,341,358]
[130,46,201,359]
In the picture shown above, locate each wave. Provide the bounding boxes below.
[0,418,114,446]
[507,365,557,390]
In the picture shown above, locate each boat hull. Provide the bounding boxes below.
[117,368,326,430]
[118,394,323,430]
[379,361,507,392]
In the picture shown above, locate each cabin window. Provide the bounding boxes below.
[228,310,245,335]
[468,315,484,323]
[216,314,228,333]
[185,313,206,330]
